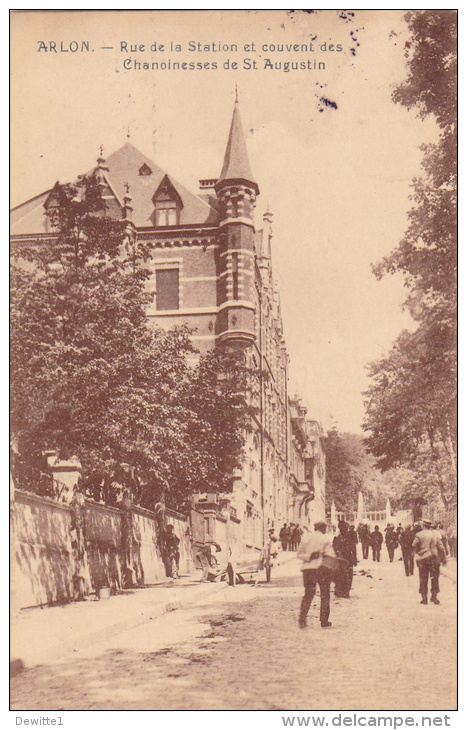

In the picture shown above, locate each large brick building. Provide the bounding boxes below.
[11,101,326,550]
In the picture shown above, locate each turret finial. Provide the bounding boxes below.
[235,83,238,103]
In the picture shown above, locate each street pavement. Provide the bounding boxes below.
[10,552,456,711]
[10,574,229,673]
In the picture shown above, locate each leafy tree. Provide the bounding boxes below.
[10,176,252,512]
[363,323,456,471]
[388,450,456,512]
[186,347,256,495]
[364,11,457,494]
[323,427,442,515]
[378,10,456,312]
[324,429,373,512]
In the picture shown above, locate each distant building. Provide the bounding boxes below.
[11,101,326,550]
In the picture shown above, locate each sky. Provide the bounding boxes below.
[10,9,440,434]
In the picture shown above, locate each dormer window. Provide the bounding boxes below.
[139,163,152,176]
[152,174,183,227]
[156,201,178,226]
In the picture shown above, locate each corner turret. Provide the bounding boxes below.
[215,100,259,348]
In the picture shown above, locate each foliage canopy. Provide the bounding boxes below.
[363,11,456,509]
[10,176,254,512]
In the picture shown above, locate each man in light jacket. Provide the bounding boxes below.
[297,521,335,629]
[412,519,447,604]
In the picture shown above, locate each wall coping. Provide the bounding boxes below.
[15,489,190,525]
[85,499,123,517]
[163,507,188,522]
[15,489,73,512]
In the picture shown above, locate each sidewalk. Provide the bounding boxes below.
[10,551,299,677]
[10,574,227,676]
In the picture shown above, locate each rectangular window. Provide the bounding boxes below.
[156,268,179,310]
[156,202,178,226]
[232,252,239,300]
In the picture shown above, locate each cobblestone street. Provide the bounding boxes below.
[10,557,456,711]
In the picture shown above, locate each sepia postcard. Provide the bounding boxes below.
[9,9,458,725]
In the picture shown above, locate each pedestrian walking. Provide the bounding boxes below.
[333,520,357,598]
[297,521,335,628]
[357,522,371,559]
[287,523,295,550]
[412,519,447,604]
[369,525,383,562]
[385,525,399,563]
[447,525,457,560]
[279,523,290,551]
[292,524,303,551]
[262,527,279,582]
[399,524,415,576]
[162,524,180,579]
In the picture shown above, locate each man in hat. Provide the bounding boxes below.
[357,522,371,559]
[399,524,415,576]
[385,524,399,563]
[291,524,303,551]
[279,522,290,551]
[297,521,335,628]
[369,525,383,562]
[333,520,357,597]
[412,519,447,604]
[288,523,297,551]
[263,527,279,582]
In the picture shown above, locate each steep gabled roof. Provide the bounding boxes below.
[100,143,217,227]
[10,142,219,235]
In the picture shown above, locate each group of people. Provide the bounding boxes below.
[297,517,450,629]
[355,520,449,571]
[355,523,387,562]
[279,523,304,551]
[161,515,451,617]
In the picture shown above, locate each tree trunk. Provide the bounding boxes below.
[442,418,457,476]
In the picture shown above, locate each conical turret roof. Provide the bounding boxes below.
[216,101,258,193]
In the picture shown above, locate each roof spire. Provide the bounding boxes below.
[215,100,258,195]
[95,145,108,190]
[96,144,107,169]
[122,182,133,222]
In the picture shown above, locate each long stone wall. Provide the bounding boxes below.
[12,490,192,610]
[14,491,74,609]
